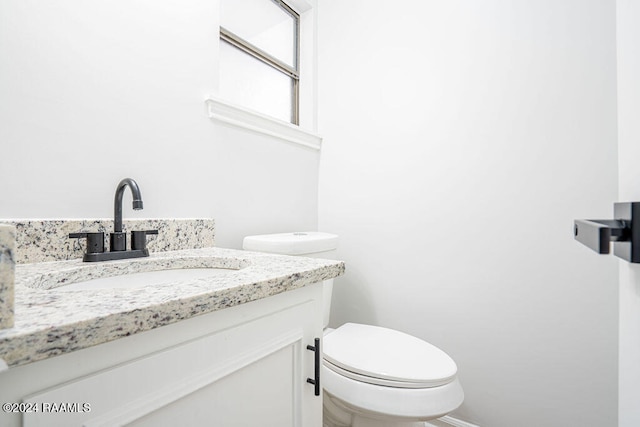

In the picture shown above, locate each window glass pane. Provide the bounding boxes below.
[219,41,293,123]
[220,0,296,68]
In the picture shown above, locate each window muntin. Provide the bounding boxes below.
[220,0,297,68]
[219,0,299,124]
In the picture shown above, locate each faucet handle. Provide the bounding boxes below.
[69,232,105,254]
[131,230,158,251]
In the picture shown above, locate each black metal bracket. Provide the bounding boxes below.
[306,338,320,396]
[574,202,640,263]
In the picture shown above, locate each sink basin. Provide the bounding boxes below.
[59,268,239,291]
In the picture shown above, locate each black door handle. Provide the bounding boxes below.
[574,219,630,254]
[574,202,640,263]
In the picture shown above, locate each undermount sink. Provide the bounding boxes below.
[59,268,239,291]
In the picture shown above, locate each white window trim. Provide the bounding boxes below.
[206,96,322,150]
[210,0,320,150]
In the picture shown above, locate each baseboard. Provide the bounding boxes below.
[425,415,480,427]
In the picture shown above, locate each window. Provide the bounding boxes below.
[219,0,300,124]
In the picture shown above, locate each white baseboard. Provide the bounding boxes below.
[425,415,480,427]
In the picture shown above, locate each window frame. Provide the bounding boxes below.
[219,0,300,125]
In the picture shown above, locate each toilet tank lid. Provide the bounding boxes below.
[243,232,338,255]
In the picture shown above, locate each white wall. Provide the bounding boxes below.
[616,1,640,425]
[318,1,618,426]
[0,1,624,425]
[0,0,319,249]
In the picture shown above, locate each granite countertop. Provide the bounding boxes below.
[0,247,345,370]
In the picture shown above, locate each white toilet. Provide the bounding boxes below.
[243,232,464,427]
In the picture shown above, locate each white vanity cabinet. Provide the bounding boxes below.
[0,283,324,427]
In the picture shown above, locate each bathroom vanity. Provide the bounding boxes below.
[0,220,344,427]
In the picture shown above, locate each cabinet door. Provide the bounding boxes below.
[23,284,323,427]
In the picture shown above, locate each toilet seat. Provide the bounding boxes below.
[323,360,441,389]
[322,364,464,420]
[323,323,457,388]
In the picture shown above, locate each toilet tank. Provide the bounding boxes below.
[243,232,338,328]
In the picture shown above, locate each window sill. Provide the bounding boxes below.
[205,97,322,150]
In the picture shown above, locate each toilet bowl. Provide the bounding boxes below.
[322,323,463,427]
[243,232,464,427]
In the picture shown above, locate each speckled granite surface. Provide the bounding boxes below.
[0,247,344,369]
[0,225,15,329]
[3,219,215,264]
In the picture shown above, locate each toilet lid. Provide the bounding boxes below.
[323,323,457,388]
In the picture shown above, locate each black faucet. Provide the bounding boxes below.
[111,178,144,252]
[69,178,157,262]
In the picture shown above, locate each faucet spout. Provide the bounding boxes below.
[114,178,143,233]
